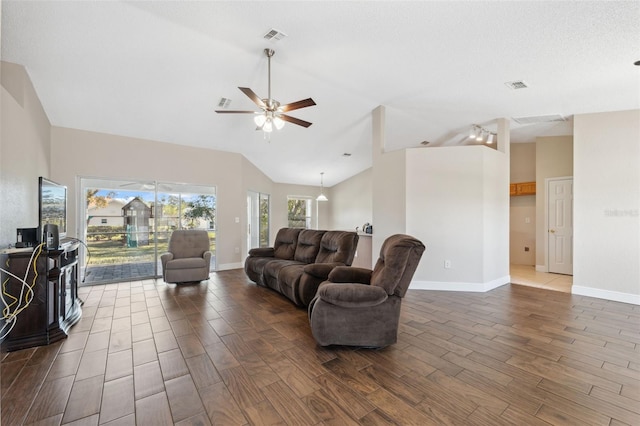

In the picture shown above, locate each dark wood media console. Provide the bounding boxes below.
[1,242,82,351]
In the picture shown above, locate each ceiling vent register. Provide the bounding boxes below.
[264,29,287,41]
[513,114,567,124]
[504,80,529,90]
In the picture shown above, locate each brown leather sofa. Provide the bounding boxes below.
[244,228,359,307]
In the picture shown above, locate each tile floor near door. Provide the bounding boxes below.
[510,264,573,293]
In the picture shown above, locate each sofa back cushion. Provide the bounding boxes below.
[294,230,325,263]
[168,230,210,259]
[273,228,302,260]
[315,231,359,265]
[371,234,425,297]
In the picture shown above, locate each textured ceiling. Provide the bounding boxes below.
[2,1,639,186]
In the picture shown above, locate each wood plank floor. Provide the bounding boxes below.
[1,269,639,425]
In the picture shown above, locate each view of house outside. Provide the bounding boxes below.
[85,188,216,277]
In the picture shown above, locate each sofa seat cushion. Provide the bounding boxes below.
[165,257,207,270]
[278,264,307,306]
[263,259,303,291]
[245,256,275,286]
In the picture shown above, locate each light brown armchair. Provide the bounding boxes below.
[308,234,425,348]
[161,230,212,283]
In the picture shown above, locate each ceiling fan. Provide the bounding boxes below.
[215,48,316,132]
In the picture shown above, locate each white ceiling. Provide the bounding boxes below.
[2,1,639,187]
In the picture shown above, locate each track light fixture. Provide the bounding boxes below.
[469,124,496,144]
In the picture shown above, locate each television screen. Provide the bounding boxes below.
[39,177,67,241]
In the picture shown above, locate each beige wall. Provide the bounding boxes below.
[373,106,406,257]
[328,167,372,232]
[510,143,536,265]
[535,135,573,268]
[573,110,639,302]
[51,126,253,269]
[0,62,51,247]
[406,144,510,289]
[375,108,510,290]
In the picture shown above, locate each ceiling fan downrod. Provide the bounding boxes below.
[265,48,275,108]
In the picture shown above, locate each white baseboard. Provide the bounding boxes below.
[216,262,243,271]
[535,265,547,272]
[572,285,640,305]
[410,275,510,292]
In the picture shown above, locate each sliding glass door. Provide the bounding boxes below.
[247,191,270,255]
[80,177,216,285]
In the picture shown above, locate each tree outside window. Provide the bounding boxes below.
[288,198,311,228]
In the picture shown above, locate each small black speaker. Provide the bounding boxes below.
[43,224,59,250]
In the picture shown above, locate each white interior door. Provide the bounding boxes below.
[548,178,573,275]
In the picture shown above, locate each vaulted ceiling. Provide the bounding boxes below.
[2,1,638,186]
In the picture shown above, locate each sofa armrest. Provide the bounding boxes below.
[203,250,212,263]
[248,247,275,257]
[317,283,387,308]
[327,266,372,285]
[303,262,344,279]
[160,252,174,267]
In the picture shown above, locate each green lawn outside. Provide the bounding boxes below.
[86,231,216,264]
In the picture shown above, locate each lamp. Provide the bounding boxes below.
[273,115,285,130]
[254,111,285,133]
[254,114,267,128]
[316,172,328,201]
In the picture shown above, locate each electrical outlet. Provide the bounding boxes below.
[444,260,451,269]
[234,247,240,254]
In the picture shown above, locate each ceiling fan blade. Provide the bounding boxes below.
[280,114,313,128]
[238,87,266,108]
[215,110,256,114]
[280,98,316,112]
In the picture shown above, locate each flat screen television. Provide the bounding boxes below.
[38,177,67,242]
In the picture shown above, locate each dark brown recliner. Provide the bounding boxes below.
[308,234,425,348]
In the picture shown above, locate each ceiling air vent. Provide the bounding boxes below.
[513,114,566,124]
[218,98,231,108]
[504,80,529,90]
[263,28,287,42]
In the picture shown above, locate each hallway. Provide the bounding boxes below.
[510,264,573,293]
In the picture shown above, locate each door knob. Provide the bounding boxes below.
[549,229,555,233]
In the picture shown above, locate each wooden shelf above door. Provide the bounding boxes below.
[510,181,536,196]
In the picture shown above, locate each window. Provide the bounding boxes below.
[80,177,217,284]
[287,197,311,228]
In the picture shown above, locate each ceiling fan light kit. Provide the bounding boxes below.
[216,48,316,134]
